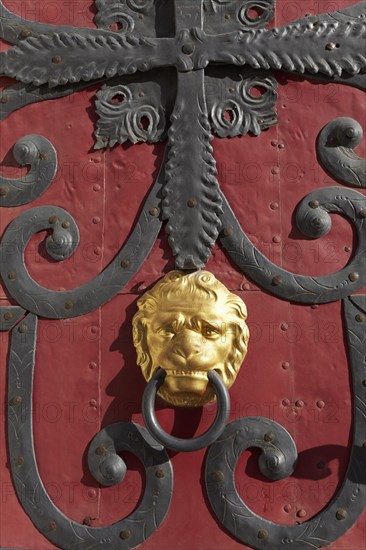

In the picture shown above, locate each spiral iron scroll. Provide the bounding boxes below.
[7,313,173,549]
[205,296,366,549]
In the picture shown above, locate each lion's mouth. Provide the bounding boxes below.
[163,369,209,378]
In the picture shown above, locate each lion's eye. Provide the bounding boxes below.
[203,325,220,338]
[158,326,176,337]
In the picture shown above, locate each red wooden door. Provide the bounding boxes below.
[0,1,365,549]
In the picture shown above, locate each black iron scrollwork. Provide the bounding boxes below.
[317,117,366,188]
[220,186,366,303]
[0,135,57,207]
[205,296,366,549]
[7,313,173,549]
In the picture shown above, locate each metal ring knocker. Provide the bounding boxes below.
[142,368,230,452]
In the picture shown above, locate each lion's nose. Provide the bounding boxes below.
[172,329,201,359]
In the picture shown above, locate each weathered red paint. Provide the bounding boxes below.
[0,1,365,549]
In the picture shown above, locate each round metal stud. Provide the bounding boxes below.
[336,509,347,521]
[348,272,359,282]
[121,259,130,268]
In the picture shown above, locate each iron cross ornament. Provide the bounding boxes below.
[0,0,365,549]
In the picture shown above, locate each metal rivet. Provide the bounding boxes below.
[89,399,97,408]
[64,300,73,310]
[3,311,13,321]
[48,521,57,531]
[336,509,347,521]
[281,361,290,370]
[344,245,351,252]
[309,200,319,209]
[39,152,48,160]
[271,140,277,147]
[348,272,359,282]
[212,470,224,482]
[241,282,251,291]
[93,184,101,192]
[283,504,292,512]
[16,455,24,466]
[282,398,290,407]
[182,42,195,55]
[155,469,165,478]
[48,215,58,224]
[272,275,282,286]
[297,509,307,518]
[345,127,356,139]
[228,87,235,93]
[149,207,159,216]
[224,13,231,19]
[19,28,31,39]
[94,246,101,256]
[120,529,131,540]
[355,313,365,323]
[95,445,107,456]
[102,136,109,142]
[271,166,279,175]
[92,216,101,224]
[62,220,70,229]
[257,529,268,540]
[18,324,28,333]
[359,208,366,219]
[187,198,197,208]
[0,186,9,196]
[52,55,62,63]
[316,400,325,408]
[296,400,304,408]
[223,226,233,237]
[93,156,102,163]
[8,272,16,280]
[278,143,285,149]
[264,432,274,442]
[121,259,130,268]
[272,235,281,244]
[0,95,9,104]
[270,201,279,209]
[89,361,97,370]
[12,395,23,405]
[280,323,288,331]
[83,517,92,526]
[87,488,97,499]
[311,304,318,309]
[326,42,336,50]
[138,91,145,97]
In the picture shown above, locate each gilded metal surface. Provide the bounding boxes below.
[7,313,173,549]
[142,368,230,452]
[133,270,249,407]
[0,134,57,207]
[317,117,366,188]
[205,296,366,549]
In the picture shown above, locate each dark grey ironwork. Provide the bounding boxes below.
[0,305,25,331]
[142,368,230,452]
[0,0,364,270]
[318,117,366,188]
[87,422,164,487]
[219,186,366,303]
[7,313,173,549]
[205,295,366,549]
[0,135,57,207]
[0,159,165,318]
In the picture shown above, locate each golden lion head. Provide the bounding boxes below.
[132,270,249,407]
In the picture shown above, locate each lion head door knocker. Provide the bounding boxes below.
[133,270,249,451]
